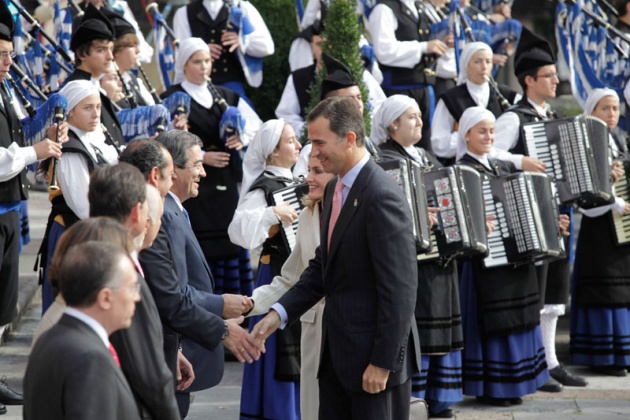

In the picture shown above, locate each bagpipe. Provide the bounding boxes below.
[135,59,191,122]
[146,1,177,89]
[205,76,244,166]
[223,0,263,88]
[555,0,630,131]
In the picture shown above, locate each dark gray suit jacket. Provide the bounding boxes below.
[23,314,140,420]
[278,157,421,393]
[149,193,225,392]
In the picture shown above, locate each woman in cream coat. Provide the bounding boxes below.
[247,153,334,420]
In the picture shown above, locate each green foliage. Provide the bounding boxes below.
[303,0,371,139]
[246,0,302,121]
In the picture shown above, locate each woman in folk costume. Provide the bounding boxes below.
[373,94,463,419]
[161,37,262,296]
[40,80,119,312]
[570,88,630,377]
[243,152,334,420]
[431,41,519,165]
[228,119,302,420]
[456,106,550,406]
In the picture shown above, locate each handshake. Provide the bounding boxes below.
[219,294,284,364]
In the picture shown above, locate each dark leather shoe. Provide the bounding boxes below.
[430,408,453,418]
[476,395,511,407]
[538,378,563,393]
[0,402,6,415]
[549,365,588,387]
[590,366,628,377]
[509,397,523,405]
[0,377,22,405]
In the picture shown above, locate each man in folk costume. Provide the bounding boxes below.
[0,0,66,412]
[493,26,588,392]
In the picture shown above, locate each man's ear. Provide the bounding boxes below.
[96,287,114,311]
[148,166,160,188]
[345,131,357,148]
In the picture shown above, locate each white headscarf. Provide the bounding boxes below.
[174,37,209,84]
[370,94,418,146]
[457,106,496,160]
[457,42,493,85]
[240,119,286,204]
[59,80,100,110]
[584,88,619,115]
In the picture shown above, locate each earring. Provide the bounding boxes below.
[393,126,398,130]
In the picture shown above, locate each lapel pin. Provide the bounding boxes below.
[353,198,358,207]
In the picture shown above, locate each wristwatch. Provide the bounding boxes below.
[221,321,229,340]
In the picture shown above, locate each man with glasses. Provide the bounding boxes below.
[0,0,66,413]
[23,242,141,420]
[89,163,182,419]
[64,3,124,147]
[493,27,589,393]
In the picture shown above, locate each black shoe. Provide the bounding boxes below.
[538,378,563,393]
[0,377,22,405]
[549,365,588,387]
[476,395,511,407]
[0,402,6,415]
[430,408,453,418]
[590,366,628,377]
[509,397,523,405]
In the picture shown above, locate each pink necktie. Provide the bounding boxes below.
[109,342,121,368]
[327,180,344,251]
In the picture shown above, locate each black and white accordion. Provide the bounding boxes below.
[271,182,310,252]
[377,158,432,253]
[482,172,566,268]
[611,160,630,245]
[522,115,612,206]
[420,165,487,261]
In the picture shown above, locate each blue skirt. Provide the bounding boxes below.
[208,247,254,296]
[460,262,549,398]
[41,221,65,315]
[240,262,300,420]
[411,351,463,414]
[570,274,630,367]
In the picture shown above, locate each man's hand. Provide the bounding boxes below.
[522,156,546,173]
[223,317,262,363]
[362,364,390,394]
[203,151,231,168]
[427,40,448,56]
[208,43,223,61]
[492,53,508,67]
[485,214,496,235]
[34,139,62,160]
[558,214,570,236]
[221,31,240,53]
[222,294,253,319]
[612,160,624,184]
[46,121,69,144]
[225,134,243,151]
[176,350,195,391]
[427,207,438,229]
[250,310,281,352]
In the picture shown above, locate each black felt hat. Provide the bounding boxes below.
[70,3,115,52]
[101,8,135,39]
[320,53,357,101]
[0,0,14,42]
[514,26,556,77]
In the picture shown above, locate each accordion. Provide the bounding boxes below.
[270,182,310,252]
[611,160,630,246]
[420,165,487,261]
[482,172,566,268]
[522,115,612,206]
[377,158,432,253]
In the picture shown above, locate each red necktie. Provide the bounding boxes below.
[109,342,121,368]
[327,180,344,251]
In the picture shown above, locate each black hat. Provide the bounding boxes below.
[320,53,357,101]
[514,26,556,77]
[70,3,115,52]
[0,0,14,42]
[101,9,135,39]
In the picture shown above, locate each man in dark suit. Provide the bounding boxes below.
[89,163,181,419]
[253,97,420,419]
[24,242,141,420]
[138,131,260,417]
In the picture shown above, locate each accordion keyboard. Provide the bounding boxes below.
[271,184,308,252]
[482,179,509,267]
